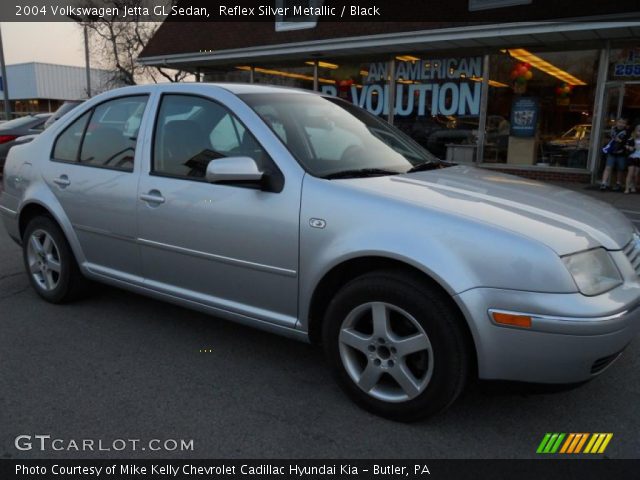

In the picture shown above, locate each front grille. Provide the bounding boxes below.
[623,235,640,276]
[591,352,623,375]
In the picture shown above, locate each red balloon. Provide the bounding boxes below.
[516,64,528,76]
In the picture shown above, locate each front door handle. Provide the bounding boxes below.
[53,175,70,188]
[140,190,165,205]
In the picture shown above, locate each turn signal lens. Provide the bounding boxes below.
[491,312,532,329]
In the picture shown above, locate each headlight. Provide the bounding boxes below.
[562,248,622,296]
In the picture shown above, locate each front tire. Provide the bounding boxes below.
[322,270,470,421]
[22,216,87,303]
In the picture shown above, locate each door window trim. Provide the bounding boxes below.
[50,94,150,173]
[150,92,285,192]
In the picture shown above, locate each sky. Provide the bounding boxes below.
[2,22,87,67]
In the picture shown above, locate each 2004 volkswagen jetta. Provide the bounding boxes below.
[1,84,639,420]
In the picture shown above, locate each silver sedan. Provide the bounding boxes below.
[1,83,639,421]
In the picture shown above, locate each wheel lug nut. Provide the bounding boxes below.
[378,338,385,344]
[388,360,395,367]
[368,345,376,352]
[373,359,381,366]
[390,347,397,354]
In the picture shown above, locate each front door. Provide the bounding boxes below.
[136,93,300,327]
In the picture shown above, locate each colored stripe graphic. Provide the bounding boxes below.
[550,433,565,453]
[537,433,565,454]
[538,433,613,454]
[559,433,575,454]
[584,433,614,454]
[537,433,552,453]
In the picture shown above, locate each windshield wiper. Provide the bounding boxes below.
[323,168,400,179]
[406,160,442,173]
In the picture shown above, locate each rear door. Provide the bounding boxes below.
[43,94,151,280]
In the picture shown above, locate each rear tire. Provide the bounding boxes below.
[322,270,469,421]
[22,216,88,303]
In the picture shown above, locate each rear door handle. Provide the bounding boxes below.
[53,175,70,187]
[140,191,165,205]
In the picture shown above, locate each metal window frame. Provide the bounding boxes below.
[588,43,611,182]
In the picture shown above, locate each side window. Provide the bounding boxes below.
[79,95,148,171]
[52,111,91,162]
[153,95,271,179]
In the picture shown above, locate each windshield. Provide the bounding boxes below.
[239,93,438,178]
[562,125,590,139]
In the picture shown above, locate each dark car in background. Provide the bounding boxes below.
[0,114,51,176]
[542,124,592,168]
[43,101,83,130]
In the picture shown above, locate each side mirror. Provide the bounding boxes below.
[205,156,263,184]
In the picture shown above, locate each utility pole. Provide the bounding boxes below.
[83,24,91,97]
[0,24,11,120]
[68,14,92,98]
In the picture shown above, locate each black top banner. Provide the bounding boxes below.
[4,0,640,22]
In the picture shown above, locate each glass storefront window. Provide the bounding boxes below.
[204,63,315,90]
[607,47,640,127]
[318,59,390,122]
[393,55,484,162]
[318,55,485,158]
[484,49,599,169]
[204,48,603,171]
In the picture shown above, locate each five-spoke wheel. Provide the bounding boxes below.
[26,229,62,292]
[323,270,470,421]
[22,216,88,303]
[339,302,434,402]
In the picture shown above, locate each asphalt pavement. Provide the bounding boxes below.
[0,187,639,460]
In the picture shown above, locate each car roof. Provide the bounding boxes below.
[93,82,318,98]
[214,83,316,95]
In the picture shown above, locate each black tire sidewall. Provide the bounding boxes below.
[322,272,468,421]
[22,216,76,304]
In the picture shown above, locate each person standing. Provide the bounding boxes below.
[601,117,629,191]
[625,124,640,194]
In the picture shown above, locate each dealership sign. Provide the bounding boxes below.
[322,57,483,117]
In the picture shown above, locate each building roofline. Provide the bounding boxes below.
[138,16,640,67]
[6,61,113,73]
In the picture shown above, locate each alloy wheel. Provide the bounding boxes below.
[338,301,434,402]
[26,229,62,292]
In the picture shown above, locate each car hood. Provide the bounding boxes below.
[344,165,633,256]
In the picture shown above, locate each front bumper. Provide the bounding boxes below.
[455,286,640,384]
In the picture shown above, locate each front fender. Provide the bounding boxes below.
[298,175,577,331]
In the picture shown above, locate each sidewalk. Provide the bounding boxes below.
[552,182,640,228]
